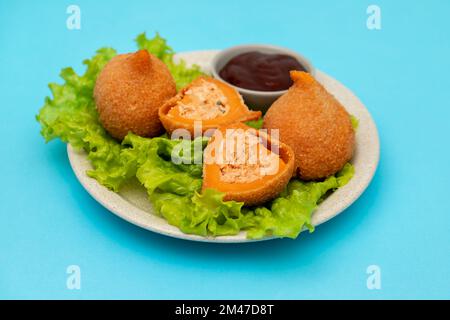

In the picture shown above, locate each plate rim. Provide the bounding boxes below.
[67,50,380,243]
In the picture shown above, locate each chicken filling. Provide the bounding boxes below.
[217,131,280,184]
[175,80,230,120]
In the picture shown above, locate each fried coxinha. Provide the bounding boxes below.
[264,71,355,180]
[94,50,177,140]
[158,76,294,205]
[202,123,295,205]
[159,76,261,135]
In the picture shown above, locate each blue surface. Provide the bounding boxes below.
[1,0,449,299]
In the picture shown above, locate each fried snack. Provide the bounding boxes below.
[202,123,295,206]
[159,77,261,136]
[263,71,355,180]
[94,50,177,140]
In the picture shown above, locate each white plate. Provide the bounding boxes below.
[67,50,380,243]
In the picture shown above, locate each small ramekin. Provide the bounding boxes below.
[211,44,315,112]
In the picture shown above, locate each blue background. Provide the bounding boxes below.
[1,0,449,299]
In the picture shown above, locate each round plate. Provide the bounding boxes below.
[67,50,380,243]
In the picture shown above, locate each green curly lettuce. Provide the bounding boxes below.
[245,118,264,129]
[37,33,354,239]
[351,115,359,130]
[244,163,354,238]
[124,134,354,238]
[36,47,132,191]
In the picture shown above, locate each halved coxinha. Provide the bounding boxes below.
[159,76,261,135]
[202,123,295,206]
[159,77,295,205]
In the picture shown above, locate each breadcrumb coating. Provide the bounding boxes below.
[94,50,176,140]
[263,71,355,180]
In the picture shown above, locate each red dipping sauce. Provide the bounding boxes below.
[219,51,306,92]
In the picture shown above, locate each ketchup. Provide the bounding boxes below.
[219,51,306,91]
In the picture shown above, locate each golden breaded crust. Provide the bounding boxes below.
[94,50,176,140]
[159,76,261,136]
[222,141,295,206]
[263,71,355,180]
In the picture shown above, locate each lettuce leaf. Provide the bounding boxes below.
[245,163,354,239]
[37,47,116,149]
[350,115,359,130]
[36,47,133,191]
[245,118,264,129]
[121,133,245,236]
[37,33,355,240]
[122,132,354,239]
